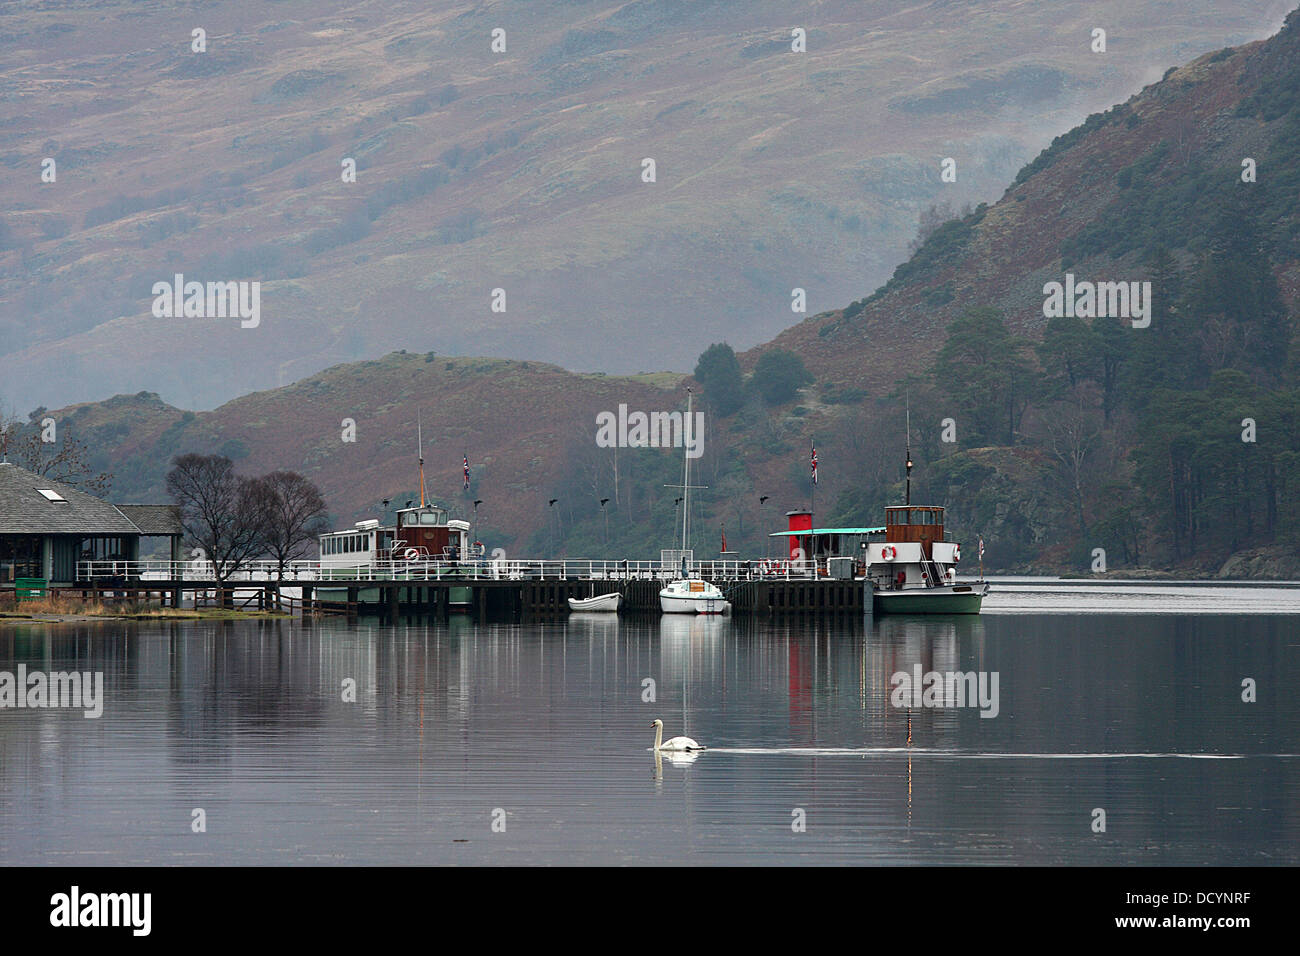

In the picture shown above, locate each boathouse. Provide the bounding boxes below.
[0,461,182,586]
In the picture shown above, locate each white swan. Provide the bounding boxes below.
[651,718,704,752]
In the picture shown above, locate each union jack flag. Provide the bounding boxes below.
[810,444,818,485]
[463,455,470,490]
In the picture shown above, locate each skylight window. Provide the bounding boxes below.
[37,489,67,502]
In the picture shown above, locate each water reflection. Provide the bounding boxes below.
[0,602,1295,865]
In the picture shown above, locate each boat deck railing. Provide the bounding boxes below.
[75,557,832,584]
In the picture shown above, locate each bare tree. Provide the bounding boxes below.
[0,410,111,492]
[906,201,973,256]
[1035,385,1106,540]
[166,454,266,603]
[254,470,330,577]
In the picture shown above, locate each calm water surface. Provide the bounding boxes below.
[2,582,1297,865]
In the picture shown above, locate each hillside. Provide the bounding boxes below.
[728,8,1300,573]
[9,6,1300,572]
[1,0,1291,410]
[14,354,686,554]
[760,24,1300,385]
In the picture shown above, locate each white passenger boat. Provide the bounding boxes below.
[567,592,623,613]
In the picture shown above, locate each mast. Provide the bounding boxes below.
[680,389,692,552]
[905,397,913,507]
[418,411,426,508]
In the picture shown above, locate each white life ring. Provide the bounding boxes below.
[953,546,961,562]
[404,547,420,561]
[882,546,897,561]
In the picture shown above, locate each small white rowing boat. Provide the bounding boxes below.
[567,592,623,613]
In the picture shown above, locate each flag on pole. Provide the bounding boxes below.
[978,536,985,560]
[810,444,818,484]
[721,523,727,553]
[463,455,470,490]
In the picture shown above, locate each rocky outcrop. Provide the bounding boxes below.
[1216,546,1300,580]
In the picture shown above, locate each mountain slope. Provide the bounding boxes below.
[759,17,1300,388]
[1,0,1291,409]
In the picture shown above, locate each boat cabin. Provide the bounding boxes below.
[884,506,945,557]
[318,504,473,568]
[393,504,471,560]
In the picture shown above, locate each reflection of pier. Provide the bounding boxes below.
[69,558,874,618]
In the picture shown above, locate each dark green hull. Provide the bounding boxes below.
[873,584,987,615]
[448,585,473,610]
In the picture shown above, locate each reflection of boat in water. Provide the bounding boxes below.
[653,614,718,777]
[567,592,623,613]
[565,611,621,641]
[658,612,727,644]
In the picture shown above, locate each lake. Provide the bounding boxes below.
[2,580,1297,865]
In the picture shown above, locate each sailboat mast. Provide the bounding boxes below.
[681,389,692,552]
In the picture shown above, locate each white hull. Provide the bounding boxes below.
[659,579,729,614]
[567,592,623,613]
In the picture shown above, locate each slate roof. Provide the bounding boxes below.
[115,504,183,536]
[0,461,169,536]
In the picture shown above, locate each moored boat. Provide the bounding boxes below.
[568,592,623,613]
[658,388,731,615]
[863,432,989,614]
[659,578,729,614]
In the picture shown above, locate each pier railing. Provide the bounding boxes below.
[76,557,827,584]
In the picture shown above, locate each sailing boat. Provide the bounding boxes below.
[659,389,729,614]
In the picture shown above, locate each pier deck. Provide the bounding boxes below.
[10,558,876,617]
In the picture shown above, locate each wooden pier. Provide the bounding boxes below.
[33,574,872,620]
